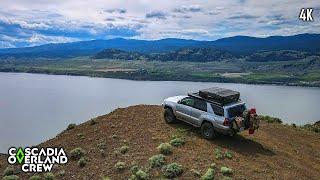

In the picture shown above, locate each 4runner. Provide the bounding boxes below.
[162,87,259,139]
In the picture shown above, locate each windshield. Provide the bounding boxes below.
[227,104,246,118]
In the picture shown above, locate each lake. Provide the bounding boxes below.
[1,72,320,153]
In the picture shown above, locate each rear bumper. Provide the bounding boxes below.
[213,124,233,135]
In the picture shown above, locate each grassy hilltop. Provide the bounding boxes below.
[0,105,319,179]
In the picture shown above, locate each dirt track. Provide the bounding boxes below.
[1,105,319,179]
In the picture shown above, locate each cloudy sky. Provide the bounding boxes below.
[0,0,319,48]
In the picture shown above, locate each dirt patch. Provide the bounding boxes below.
[0,105,319,179]
[220,72,251,78]
[95,68,136,72]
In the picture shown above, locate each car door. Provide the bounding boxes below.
[175,97,195,124]
[189,98,208,126]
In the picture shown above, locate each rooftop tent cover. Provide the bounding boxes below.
[198,87,240,104]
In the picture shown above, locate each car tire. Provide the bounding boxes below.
[201,122,216,139]
[164,108,176,123]
[229,130,236,137]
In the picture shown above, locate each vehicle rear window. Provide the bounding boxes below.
[211,104,224,116]
[228,104,246,118]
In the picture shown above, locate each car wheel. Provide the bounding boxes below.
[164,108,176,123]
[229,130,236,137]
[201,122,216,139]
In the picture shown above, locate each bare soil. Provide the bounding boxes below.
[95,68,136,72]
[1,105,319,179]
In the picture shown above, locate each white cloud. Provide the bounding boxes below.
[0,41,15,48]
[0,0,319,45]
[27,33,79,45]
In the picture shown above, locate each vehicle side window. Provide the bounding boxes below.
[211,104,224,116]
[193,98,207,112]
[179,97,194,107]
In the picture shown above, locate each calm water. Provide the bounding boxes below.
[1,72,320,153]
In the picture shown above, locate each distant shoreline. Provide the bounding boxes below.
[1,70,319,88]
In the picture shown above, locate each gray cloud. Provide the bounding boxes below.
[105,8,127,14]
[182,15,192,19]
[145,11,167,19]
[173,5,202,13]
[228,15,259,19]
[105,18,115,21]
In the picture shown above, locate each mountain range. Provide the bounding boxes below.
[0,33,319,58]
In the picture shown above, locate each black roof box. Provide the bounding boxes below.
[198,87,240,105]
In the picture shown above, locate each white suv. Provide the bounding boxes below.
[162,88,259,139]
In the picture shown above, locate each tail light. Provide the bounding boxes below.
[223,118,229,126]
[249,108,256,114]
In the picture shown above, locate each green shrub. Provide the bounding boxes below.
[100,149,106,157]
[222,176,232,180]
[78,157,87,167]
[170,138,185,147]
[2,175,19,180]
[190,169,201,177]
[122,140,129,145]
[77,133,84,139]
[97,142,107,150]
[69,147,85,160]
[90,118,97,125]
[29,175,41,180]
[224,151,233,159]
[130,165,139,174]
[162,163,183,178]
[157,143,173,155]
[44,172,55,180]
[201,168,215,180]
[3,166,14,176]
[102,177,111,180]
[120,145,129,154]
[66,123,76,130]
[220,167,233,175]
[57,170,66,177]
[135,170,148,180]
[149,154,166,167]
[115,162,126,171]
[210,163,216,169]
[301,124,320,133]
[176,127,188,136]
[214,148,223,159]
[259,115,282,124]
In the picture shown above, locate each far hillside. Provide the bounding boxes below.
[93,47,319,63]
[0,33,319,58]
[93,47,235,62]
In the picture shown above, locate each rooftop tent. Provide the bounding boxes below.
[198,87,240,105]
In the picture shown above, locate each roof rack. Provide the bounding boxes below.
[188,87,241,106]
[188,92,224,106]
